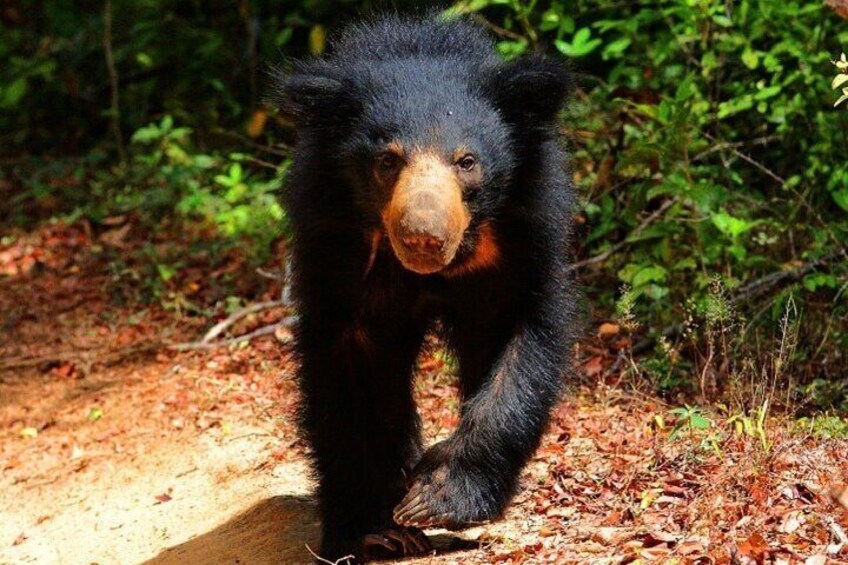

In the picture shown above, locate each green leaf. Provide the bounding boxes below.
[88,406,104,422]
[555,28,602,57]
[754,85,781,101]
[1,77,27,109]
[831,189,848,212]
[496,40,527,60]
[602,37,631,60]
[803,273,838,292]
[689,413,711,429]
[632,265,668,287]
[712,14,733,28]
[539,9,560,31]
[717,95,754,119]
[157,263,177,282]
[741,47,760,70]
[711,211,758,238]
[136,52,153,68]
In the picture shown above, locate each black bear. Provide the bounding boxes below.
[273,13,577,563]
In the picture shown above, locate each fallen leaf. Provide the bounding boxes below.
[644,530,679,547]
[583,356,604,377]
[779,511,802,534]
[829,484,848,511]
[598,322,620,339]
[52,362,77,379]
[591,526,633,545]
[738,531,770,560]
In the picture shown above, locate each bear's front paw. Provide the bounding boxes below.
[393,441,504,530]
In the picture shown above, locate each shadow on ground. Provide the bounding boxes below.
[143,495,320,565]
[143,495,480,565]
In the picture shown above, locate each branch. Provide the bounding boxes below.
[0,342,162,373]
[469,13,526,42]
[200,300,285,343]
[103,0,126,162]
[211,128,289,158]
[567,198,676,273]
[171,316,296,351]
[703,132,785,186]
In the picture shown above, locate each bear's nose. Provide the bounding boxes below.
[400,233,444,254]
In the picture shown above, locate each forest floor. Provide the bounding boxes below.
[2,222,848,565]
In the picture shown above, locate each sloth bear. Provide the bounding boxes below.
[273,13,577,563]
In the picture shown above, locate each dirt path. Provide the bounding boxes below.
[0,336,482,565]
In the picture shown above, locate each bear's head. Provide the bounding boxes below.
[274,19,570,276]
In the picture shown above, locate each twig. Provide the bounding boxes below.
[692,135,781,162]
[0,342,162,373]
[245,156,279,170]
[211,128,289,157]
[469,13,526,42]
[256,267,285,280]
[171,316,297,351]
[200,301,286,343]
[703,132,785,186]
[305,544,355,565]
[731,250,842,304]
[103,0,126,163]
[567,198,676,273]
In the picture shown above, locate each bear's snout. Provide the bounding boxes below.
[390,202,461,274]
[383,153,471,275]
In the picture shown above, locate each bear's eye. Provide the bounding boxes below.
[457,154,476,172]
[377,152,402,172]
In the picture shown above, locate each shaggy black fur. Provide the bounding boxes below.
[272,14,578,564]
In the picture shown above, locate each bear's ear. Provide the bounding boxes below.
[484,55,571,127]
[269,64,359,129]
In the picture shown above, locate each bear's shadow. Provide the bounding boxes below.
[142,495,479,564]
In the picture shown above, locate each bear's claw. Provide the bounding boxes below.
[393,472,453,528]
[361,526,431,559]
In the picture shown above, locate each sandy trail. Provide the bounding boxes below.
[0,321,477,565]
[0,367,478,565]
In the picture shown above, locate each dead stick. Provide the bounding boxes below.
[201,300,285,343]
[174,316,297,351]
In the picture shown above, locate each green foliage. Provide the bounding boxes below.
[725,400,771,452]
[668,405,712,439]
[796,414,848,438]
[129,116,287,251]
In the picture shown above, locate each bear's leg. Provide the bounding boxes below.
[298,316,431,563]
[394,314,571,530]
